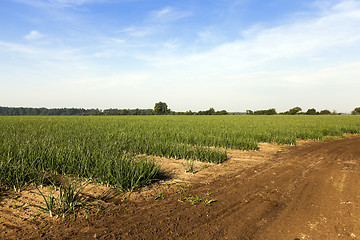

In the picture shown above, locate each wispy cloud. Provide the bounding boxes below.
[153,6,171,18]
[0,41,36,54]
[14,0,108,8]
[120,26,157,38]
[163,38,180,50]
[24,30,45,40]
[150,6,191,22]
[0,39,88,77]
[196,27,225,44]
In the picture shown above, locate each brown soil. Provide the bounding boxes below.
[1,135,360,240]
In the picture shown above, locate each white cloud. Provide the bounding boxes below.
[154,6,171,18]
[0,41,36,54]
[0,38,88,78]
[24,30,45,40]
[48,0,108,8]
[150,6,191,22]
[163,38,179,50]
[120,26,156,38]
[196,27,222,44]
[14,0,108,8]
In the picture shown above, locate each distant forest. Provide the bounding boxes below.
[0,107,154,116]
[0,105,359,116]
[0,106,229,116]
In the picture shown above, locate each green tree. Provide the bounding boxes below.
[254,108,277,115]
[120,109,129,115]
[289,107,302,115]
[246,110,254,115]
[306,108,317,115]
[133,108,140,115]
[208,108,216,115]
[216,110,228,115]
[196,108,217,115]
[320,109,331,115]
[154,102,170,115]
[351,107,360,115]
[184,110,194,115]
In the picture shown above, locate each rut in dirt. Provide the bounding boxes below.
[9,136,360,240]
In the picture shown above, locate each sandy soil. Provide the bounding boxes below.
[1,135,360,239]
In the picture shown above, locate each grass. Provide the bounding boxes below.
[30,180,95,218]
[178,194,217,206]
[184,159,195,173]
[155,192,165,200]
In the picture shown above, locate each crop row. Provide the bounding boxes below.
[0,115,359,191]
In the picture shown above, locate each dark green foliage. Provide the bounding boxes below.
[32,180,94,218]
[320,109,331,115]
[154,102,170,115]
[252,108,277,115]
[216,110,229,115]
[97,155,164,191]
[196,108,228,115]
[197,108,215,115]
[288,107,302,115]
[352,107,360,115]
[306,108,317,115]
[0,106,155,116]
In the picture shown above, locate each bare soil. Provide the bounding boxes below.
[1,135,360,240]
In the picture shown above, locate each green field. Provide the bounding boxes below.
[1,115,359,191]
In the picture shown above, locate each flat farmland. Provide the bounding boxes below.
[1,115,360,239]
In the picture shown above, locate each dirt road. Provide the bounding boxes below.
[2,136,360,239]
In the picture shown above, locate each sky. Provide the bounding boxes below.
[0,0,359,113]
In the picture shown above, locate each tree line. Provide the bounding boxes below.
[153,102,229,115]
[0,107,154,116]
[245,106,357,115]
[246,107,335,115]
[0,104,359,116]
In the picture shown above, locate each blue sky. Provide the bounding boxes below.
[0,0,359,112]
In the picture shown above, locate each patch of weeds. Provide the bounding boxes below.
[201,164,209,169]
[178,183,190,188]
[29,180,97,218]
[164,181,176,187]
[184,159,195,173]
[155,192,165,200]
[176,188,186,194]
[323,136,343,141]
[176,183,190,194]
[179,194,217,206]
[12,202,22,209]
[204,199,217,206]
[187,195,204,205]
[339,179,344,183]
